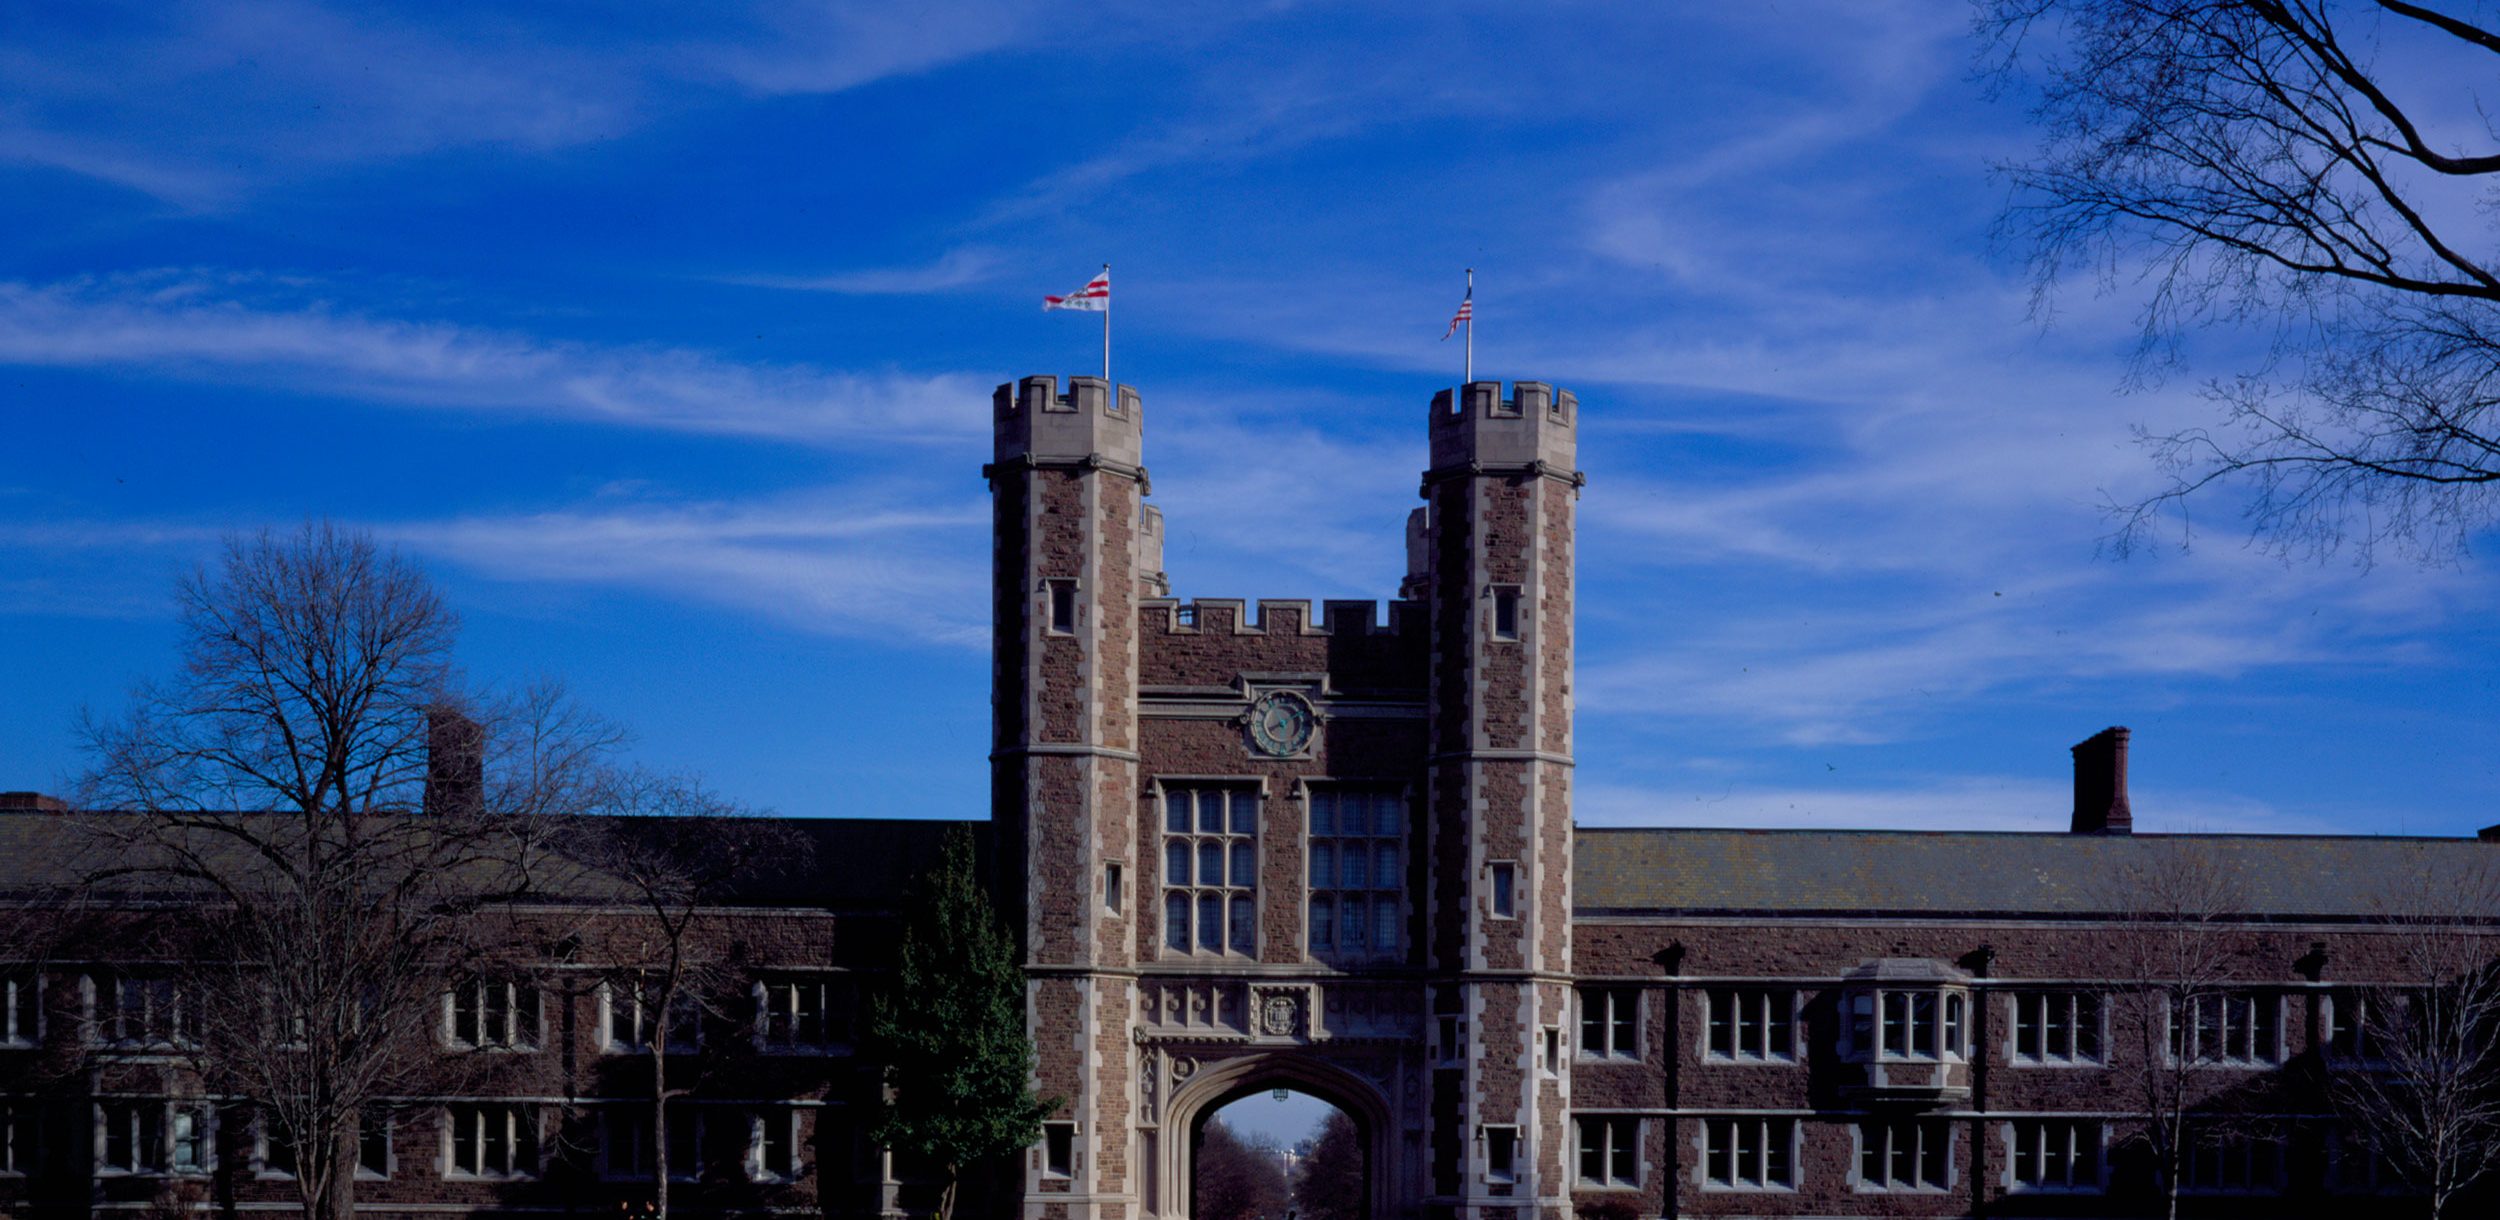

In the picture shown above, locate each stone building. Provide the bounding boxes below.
[3,373,2497,1220]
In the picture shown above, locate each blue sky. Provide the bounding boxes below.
[4,1,2497,837]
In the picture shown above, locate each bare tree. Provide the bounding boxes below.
[1980,0,2500,562]
[2329,860,2500,1218]
[558,777,809,1220]
[2101,841,2254,1218]
[75,523,619,1220]
[1291,1108,1364,1220]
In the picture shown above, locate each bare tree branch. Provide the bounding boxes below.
[1981,0,2500,562]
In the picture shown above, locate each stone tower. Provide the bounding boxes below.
[989,373,1574,1220]
[987,375,1156,1219]
[1421,381,1579,1219]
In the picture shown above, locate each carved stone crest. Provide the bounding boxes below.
[1258,989,1304,1038]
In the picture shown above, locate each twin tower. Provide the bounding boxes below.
[984,375,1580,1220]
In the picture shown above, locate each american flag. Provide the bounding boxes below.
[1044,267,1110,312]
[1441,290,1472,339]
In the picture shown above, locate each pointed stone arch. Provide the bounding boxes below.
[1157,1051,1400,1220]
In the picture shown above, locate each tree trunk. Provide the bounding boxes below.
[652,1039,672,1220]
[316,1128,357,1220]
[937,1162,960,1220]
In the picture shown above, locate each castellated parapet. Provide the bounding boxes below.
[1426,378,1577,477]
[992,374,1143,470]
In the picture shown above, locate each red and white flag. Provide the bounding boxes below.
[1441,289,1472,340]
[1044,267,1110,312]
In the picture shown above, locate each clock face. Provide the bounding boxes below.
[1246,690,1316,757]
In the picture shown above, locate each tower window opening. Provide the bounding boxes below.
[1048,580,1078,634]
[1489,861,1517,919]
[1484,1126,1518,1183]
[1490,585,1521,641]
[1043,1123,1074,1177]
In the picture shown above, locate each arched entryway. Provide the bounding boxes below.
[1157,1053,1399,1220]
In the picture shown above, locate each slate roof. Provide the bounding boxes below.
[0,811,993,912]
[1571,827,2500,920]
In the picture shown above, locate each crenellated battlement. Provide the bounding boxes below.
[991,373,1144,470]
[1137,597,1425,637]
[1137,597,1427,693]
[1425,378,1577,477]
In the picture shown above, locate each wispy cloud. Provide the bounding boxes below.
[0,0,1046,207]
[720,247,1004,295]
[387,493,993,646]
[0,273,991,446]
[0,492,994,646]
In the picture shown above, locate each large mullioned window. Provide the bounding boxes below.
[1706,989,1796,1061]
[2169,992,2280,1065]
[2011,991,2103,1064]
[1307,788,1402,961]
[1163,786,1257,955]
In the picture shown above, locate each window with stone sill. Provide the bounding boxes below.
[91,973,194,1049]
[1307,787,1402,963]
[755,977,850,1053]
[2010,991,2104,1064]
[2168,991,2281,1065]
[1857,1120,1949,1192]
[2007,1119,2101,1192]
[2325,989,2427,1064]
[1577,986,1638,1060]
[443,1103,539,1179]
[0,1102,31,1175]
[1705,988,1796,1062]
[604,978,703,1054]
[1701,1117,1796,1190]
[1162,785,1257,957]
[1576,1116,1638,1188]
[1845,988,1968,1062]
[0,976,36,1047]
[2326,1126,2407,1194]
[258,1109,391,1180]
[2181,1125,2285,1194]
[443,978,539,1051]
[99,1100,211,1176]
[748,1107,801,1182]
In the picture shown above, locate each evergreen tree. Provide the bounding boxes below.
[865,827,1053,1220]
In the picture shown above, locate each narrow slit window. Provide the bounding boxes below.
[1491,585,1521,640]
[1485,1126,1518,1183]
[1103,863,1123,913]
[1489,862,1517,919]
[1044,1123,1075,1177]
[1048,580,1078,634]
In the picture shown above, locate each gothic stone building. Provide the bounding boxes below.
[4,374,2498,1220]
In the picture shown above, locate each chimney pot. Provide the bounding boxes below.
[2070,726,2134,835]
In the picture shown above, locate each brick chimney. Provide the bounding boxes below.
[424,707,485,818]
[2070,726,2133,835]
[0,792,68,813]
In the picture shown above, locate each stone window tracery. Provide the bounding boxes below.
[1307,787,1402,961]
[1162,786,1257,956]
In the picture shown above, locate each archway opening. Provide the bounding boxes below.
[1194,1087,1366,1220]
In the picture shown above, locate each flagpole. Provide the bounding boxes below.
[1102,264,1112,386]
[1464,267,1474,384]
